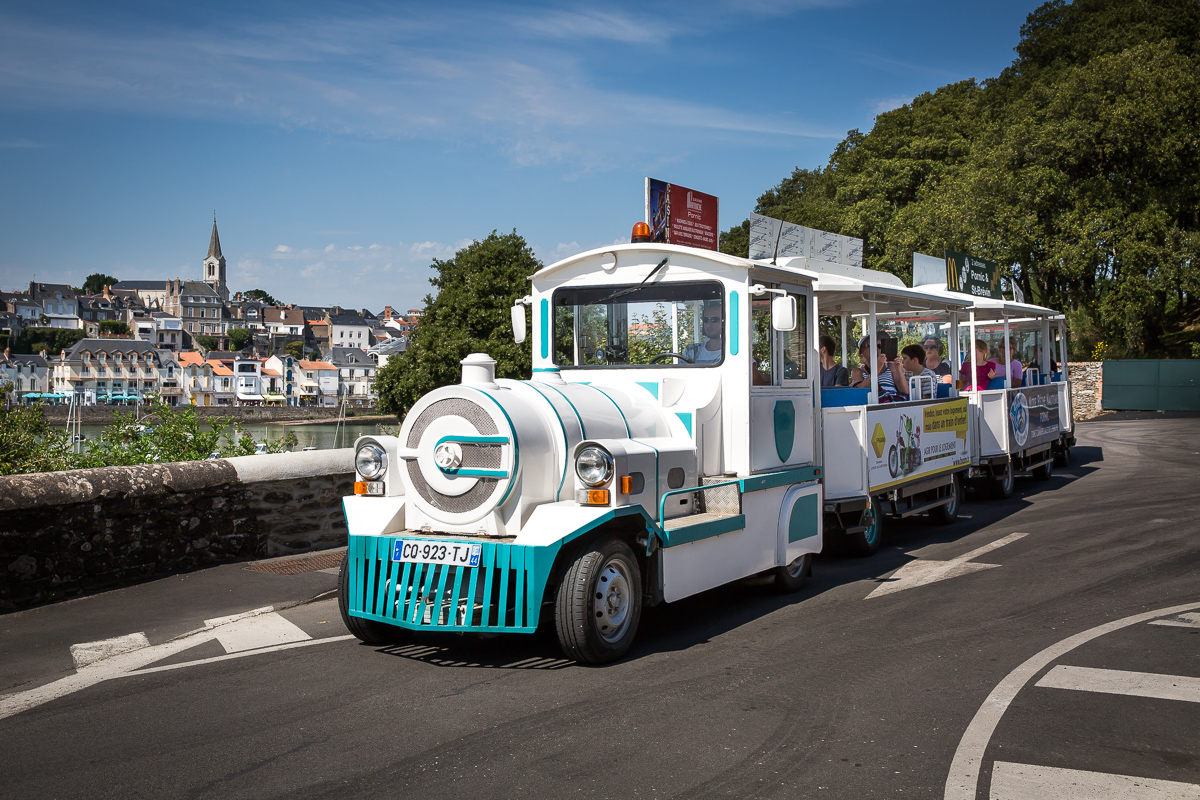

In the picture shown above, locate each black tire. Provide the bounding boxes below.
[888,445,899,478]
[1053,443,1071,467]
[338,554,411,645]
[1032,457,1053,481]
[993,462,1014,499]
[845,507,883,557]
[773,553,813,593]
[930,473,961,525]
[555,536,642,664]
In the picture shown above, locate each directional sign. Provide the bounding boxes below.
[944,250,1003,300]
[866,531,1028,599]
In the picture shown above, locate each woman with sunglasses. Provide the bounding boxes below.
[922,337,953,384]
[850,335,904,402]
[683,300,724,364]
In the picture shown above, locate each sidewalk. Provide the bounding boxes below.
[0,549,343,696]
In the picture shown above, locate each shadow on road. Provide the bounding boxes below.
[363,448,1105,669]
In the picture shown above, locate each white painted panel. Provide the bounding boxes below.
[976,391,1007,457]
[661,522,776,603]
[778,483,822,565]
[821,407,867,499]
[749,392,814,472]
[989,761,1200,799]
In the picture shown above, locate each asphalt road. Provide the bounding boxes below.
[3,416,1198,799]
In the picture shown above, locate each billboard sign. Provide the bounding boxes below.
[645,178,719,251]
[1007,385,1061,452]
[944,249,1003,299]
[866,397,970,493]
[748,213,863,267]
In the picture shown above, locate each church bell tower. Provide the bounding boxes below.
[204,218,229,303]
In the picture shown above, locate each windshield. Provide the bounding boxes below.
[553,281,724,368]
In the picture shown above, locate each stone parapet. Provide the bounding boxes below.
[1067,362,1103,420]
[0,449,355,611]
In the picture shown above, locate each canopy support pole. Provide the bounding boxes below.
[950,312,960,393]
[1004,318,1011,390]
[840,315,847,368]
[869,302,878,404]
[967,310,977,391]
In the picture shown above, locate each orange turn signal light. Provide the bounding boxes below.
[354,481,369,495]
[588,489,610,505]
[620,476,632,494]
[631,222,651,243]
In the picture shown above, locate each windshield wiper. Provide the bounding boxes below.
[593,258,669,305]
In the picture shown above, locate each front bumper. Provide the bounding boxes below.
[346,534,558,634]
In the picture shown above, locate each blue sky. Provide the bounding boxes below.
[1,0,1037,312]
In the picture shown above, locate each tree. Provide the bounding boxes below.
[80,273,119,295]
[227,328,253,350]
[13,328,85,356]
[375,231,538,418]
[242,289,280,306]
[0,385,74,475]
[97,320,129,336]
[285,340,306,359]
[195,335,219,352]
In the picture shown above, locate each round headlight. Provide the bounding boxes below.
[355,443,387,480]
[576,446,613,487]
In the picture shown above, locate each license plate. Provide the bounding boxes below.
[392,539,481,567]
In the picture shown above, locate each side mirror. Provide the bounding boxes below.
[511,303,527,344]
[771,295,797,331]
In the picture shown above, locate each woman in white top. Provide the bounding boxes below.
[683,301,724,364]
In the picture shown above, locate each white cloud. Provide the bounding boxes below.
[872,95,912,115]
[324,243,335,252]
[274,244,292,253]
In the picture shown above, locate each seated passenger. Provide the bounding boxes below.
[900,344,937,399]
[819,335,850,387]
[850,336,904,403]
[961,339,998,390]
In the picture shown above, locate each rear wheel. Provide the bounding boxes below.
[993,462,1014,499]
[1054,443,1071,467]
[338,554,411,645]
[1033,457,1053,481]
[930,473,961,525]
[555,536,642,665]
[773,553,812,593]
[845,507,883,557]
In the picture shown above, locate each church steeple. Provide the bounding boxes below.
[203,216,229,303]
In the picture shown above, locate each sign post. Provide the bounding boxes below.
[645,178,719,251]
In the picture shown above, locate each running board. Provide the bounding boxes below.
[894,494,954,519]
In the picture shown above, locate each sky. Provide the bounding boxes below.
[0,0,1039,312]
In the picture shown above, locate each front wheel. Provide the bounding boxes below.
[555,537,643,665]
[993,462,1014,499]
[338,554,411,645]
[1032,457,1053,481]
[773,553,813,593]
[888,445,899,478]
[845,507,883,557]
[930,473,961,525]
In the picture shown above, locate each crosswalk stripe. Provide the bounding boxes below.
[990,761,1200,799]
[1036,665,1200,704]
[211,612,311,653]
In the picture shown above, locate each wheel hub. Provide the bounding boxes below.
[594,561,632,642]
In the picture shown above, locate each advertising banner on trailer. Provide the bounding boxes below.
[866,398,970,493]
[645,178,719,251]
[1007,385,1061,453]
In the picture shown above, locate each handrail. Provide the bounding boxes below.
[658,479,740,523]
[908,374,936,400]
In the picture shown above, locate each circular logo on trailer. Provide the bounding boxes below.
[434,442,463,471]
[1010,392,1029,448]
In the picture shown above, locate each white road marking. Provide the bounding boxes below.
[867,532,1028,599]
[70,632,150,669]
[1036,665,1200,704]
[1150,612,1200,629]
[944,601,1200,800]
[211,612,311,653]
[317,567,340,575]
[990,761,1200,799]
[0,606,343,722]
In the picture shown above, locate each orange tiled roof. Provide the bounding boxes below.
[298,360,335,370]
[177,351,205,365]
[207,361,234,375]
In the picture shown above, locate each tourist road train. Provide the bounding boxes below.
[338,229,1075,663]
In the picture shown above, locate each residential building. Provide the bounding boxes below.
[328,312,371,349]
[112,280,170,311]
[367,336,408,370]
[28,282,82,329]
[177,351,215,406]
[264,355,300,405]
[296,359,338,407]
[148,312,185,350]
[306,320,330,355]
[50,338,180,404]
[264,307,307,337]
[207,358,235,405]
[164,278,227,344]
[0,348,50,402]
[232,355,264,405]
[228,300,267,330]
[258,362,287,405]
[328,346,377,406]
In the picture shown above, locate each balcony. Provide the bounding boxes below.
[157,387,182,397]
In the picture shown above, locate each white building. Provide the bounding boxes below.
[0,349,50,402]
[233,355,264,405]
[328,313,371,349]
[297,359,338,407]
[328,346,377,406]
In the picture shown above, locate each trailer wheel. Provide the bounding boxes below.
[1053,443,1071,467]
[993,462,1014,499]
[555,536,642,665]
[1032,457,1053,481]
[930,473,961,525]
[773,553,812,593]
[338,554,411,645]
[845,508,883,557]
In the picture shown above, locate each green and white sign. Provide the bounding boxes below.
[944,250,1003,299]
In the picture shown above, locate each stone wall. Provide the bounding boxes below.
[0,449,354,611]
[37,405,378,424]
[1068,362,1103,420]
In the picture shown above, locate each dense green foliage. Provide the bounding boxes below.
[375,231,537,418]
[240,289,280,305]
[285,340,306,359]
[227,328,253,350]
[97,320,129,336]
[12,328,85,356]
[0,386,296,475]
[195,335,219,352]
[720,0,1200,358]
[79,273,119,295]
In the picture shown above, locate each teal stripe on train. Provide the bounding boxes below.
[346,535,562,633]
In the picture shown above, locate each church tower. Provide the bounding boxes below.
[203,218,229,303]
